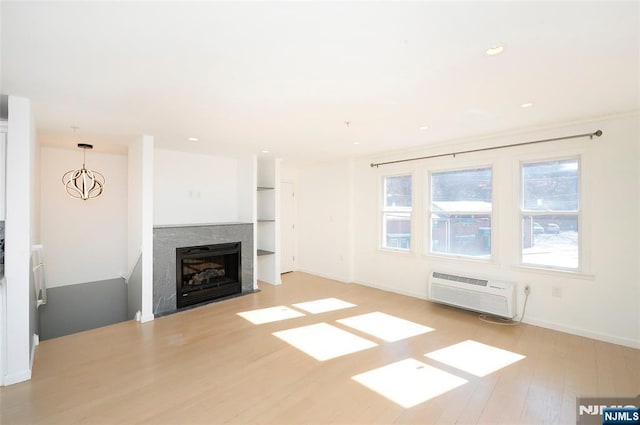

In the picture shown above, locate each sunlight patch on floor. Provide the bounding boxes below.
[337,312,434,342]
[237,306,305,325]
[292,297,357,314]
[273,323,377,361]
[352,358,468,408]
[425,340,526,377]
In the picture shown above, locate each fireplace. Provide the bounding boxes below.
[176,242,241,309]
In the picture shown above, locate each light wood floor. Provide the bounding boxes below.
[1,272,638,424]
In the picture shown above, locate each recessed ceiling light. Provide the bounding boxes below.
[419,125,430,131]
[261,150,270,154]
[486,44,505,56]
[520,102,534,108]
[353,142,360,145]
[187,137,199,142]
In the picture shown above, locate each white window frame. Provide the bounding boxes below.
[426,165,494,261]
[381,173,413,252]
[519,156,581,272]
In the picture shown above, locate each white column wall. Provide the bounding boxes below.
[237,155,258,289]
[140,136,154,323]
[4,96,35,385]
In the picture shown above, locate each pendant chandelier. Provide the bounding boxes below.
[62,128,105,200]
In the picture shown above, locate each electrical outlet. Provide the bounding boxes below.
[524,285,531,295]
[552,286,562,298]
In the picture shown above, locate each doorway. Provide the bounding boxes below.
[280,181,296,273]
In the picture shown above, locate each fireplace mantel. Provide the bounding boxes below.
[154,221,252,229]
[153,223,254,316]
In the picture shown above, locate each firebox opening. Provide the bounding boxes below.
[176,242,241,309]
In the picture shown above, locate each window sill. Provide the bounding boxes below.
[511,264,595,280]
[378,247,415,257]
[422,252,496,266]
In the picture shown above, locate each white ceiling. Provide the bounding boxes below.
[1,1,638,160]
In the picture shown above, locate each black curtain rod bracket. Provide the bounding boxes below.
[370,130,602,168]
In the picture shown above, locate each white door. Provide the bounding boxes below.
[280,182,295,273]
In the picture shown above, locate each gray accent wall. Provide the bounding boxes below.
[0,95,7,120]
[127,255,142,320]
[153,223,254,316]
[39,278,127,340]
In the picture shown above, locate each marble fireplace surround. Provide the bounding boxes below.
[153,222,254,316]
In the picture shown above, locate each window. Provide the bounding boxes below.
[521,158,579,270]
[429,167,492,258]
[382,175,412,250]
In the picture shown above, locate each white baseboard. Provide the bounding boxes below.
[140,313,154,323]
[4,369,31,386]
[522,317,640,349]
[296,268,351,284]
[30,333,39,369]
[354,279,428,300]
[259,281,281,286]
[258,277,281,286]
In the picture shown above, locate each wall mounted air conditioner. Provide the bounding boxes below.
[429,271,516,318]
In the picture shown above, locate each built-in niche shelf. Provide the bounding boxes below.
[256,158,280,284]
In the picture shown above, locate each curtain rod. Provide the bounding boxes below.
[370,130,603,168]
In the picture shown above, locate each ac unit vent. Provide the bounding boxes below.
[432,272,488,287]
[429,271,516,318]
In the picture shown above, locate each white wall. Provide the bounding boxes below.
[296,114,640,348]
[237,155,256,224]
[281,162,298,184]
[296,160,354,283]
[40,147,128,288]
[153,149,239,225]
